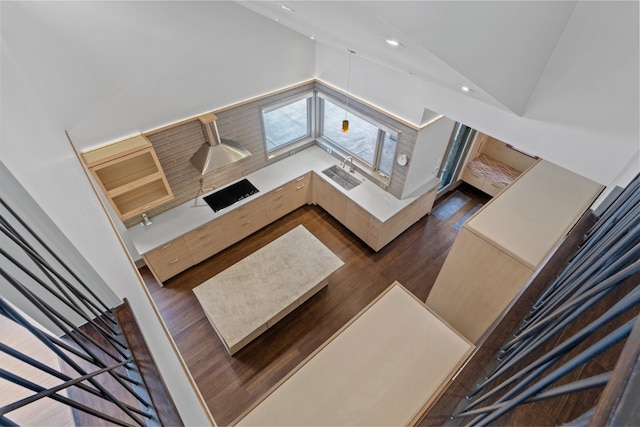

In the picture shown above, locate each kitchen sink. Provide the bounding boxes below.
[322,165,362,191]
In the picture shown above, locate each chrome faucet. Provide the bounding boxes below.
[342,156,355,173]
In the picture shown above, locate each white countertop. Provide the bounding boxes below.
[127,146,439,255]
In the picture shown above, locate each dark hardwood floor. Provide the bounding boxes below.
[140,184,490,426]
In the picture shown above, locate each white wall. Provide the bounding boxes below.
[402,117,456,198]
[2,1,316,151]
[315,0,639,186]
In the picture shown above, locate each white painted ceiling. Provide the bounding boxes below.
[237,1,577,115]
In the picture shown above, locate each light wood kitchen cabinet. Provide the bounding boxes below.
[183,218,227,264]
[291,173,311,208]
[313,174,346,223]
[375,203,419,250]
[426,160,603,343]
[82,135,173,221]
[413,187,438,223]
[263,184,293,222]
[143,236,193,283]
[344,199,372,244]
[219,199,268,245]
[312,173,437,251]
[139,169,438,284]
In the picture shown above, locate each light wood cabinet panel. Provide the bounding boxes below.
[263,184,293,222]
[426,228,532,342]
[143,236,193,283]
[220,200,268,245]
[376,203,419,250]
[313,175,346,223]
[291,173,311,208]
[82,135,173,221]
[344,199,371,243]
[368,217,383,248]
[413,187,437,223]
[460,168,487,193]
[183,219,227,264]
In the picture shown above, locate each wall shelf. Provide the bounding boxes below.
[82,135,174,221]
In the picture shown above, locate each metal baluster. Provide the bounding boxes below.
[0,216,121,338]
[0,246,127,355]
[0,198,114,316]
[0,299,149,426]
[458,372,611,418]
[464,319,635,426]
[0,342,149,417]
[465,285,640,405]
[531,202,640,313]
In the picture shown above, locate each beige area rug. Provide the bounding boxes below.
[193,225,344,354]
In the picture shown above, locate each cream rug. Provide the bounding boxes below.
[193,225,344,354]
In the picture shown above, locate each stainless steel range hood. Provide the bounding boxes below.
[190,113,251,175]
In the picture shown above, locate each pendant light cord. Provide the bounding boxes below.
[345,49,355,119]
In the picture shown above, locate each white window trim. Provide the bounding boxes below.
[316,92,400,180]
[262,91,316,159]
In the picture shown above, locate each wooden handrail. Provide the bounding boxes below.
[590,314,640,425]
[115,299,184,427]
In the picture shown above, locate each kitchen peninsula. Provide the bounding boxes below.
[127,146,439,284]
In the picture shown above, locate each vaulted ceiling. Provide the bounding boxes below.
[237,1,577,115]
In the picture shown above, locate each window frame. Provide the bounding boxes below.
[316,92,400,179]
[261,91,315,159]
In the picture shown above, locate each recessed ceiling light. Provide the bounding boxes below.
[280,4,294,12]
[385,39,400,47]
[460,86,473,93]
[310,35,315,40]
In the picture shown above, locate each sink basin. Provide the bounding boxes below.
[322,165,362,191]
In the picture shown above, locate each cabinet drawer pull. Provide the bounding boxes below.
[198,235,209,240]
[238,204,249,210]
[162,243,172,249]
[295,176,305,182]
[274,195,283,202]
[275,203,283,209]
[295,184,305,190]
[169,258,180,264]
[242,220,251,226]
[274,187,284,193]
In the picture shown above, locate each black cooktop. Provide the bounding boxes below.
[203,179,259,212]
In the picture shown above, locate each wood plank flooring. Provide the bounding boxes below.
[140,184,490,426]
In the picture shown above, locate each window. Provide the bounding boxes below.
[262,93,313,155]
[319,97,398,177]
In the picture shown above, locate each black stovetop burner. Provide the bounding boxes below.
[203,179,259,212]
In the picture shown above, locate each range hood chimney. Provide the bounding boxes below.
[190,113,251,175]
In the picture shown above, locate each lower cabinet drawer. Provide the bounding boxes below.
[291,173,311,208]
[264,186,293,222]
[220,203,268,244]
[144,237,194,282]
[184,219,227,264]
[483,179,508,197]
[461,168,487,192]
